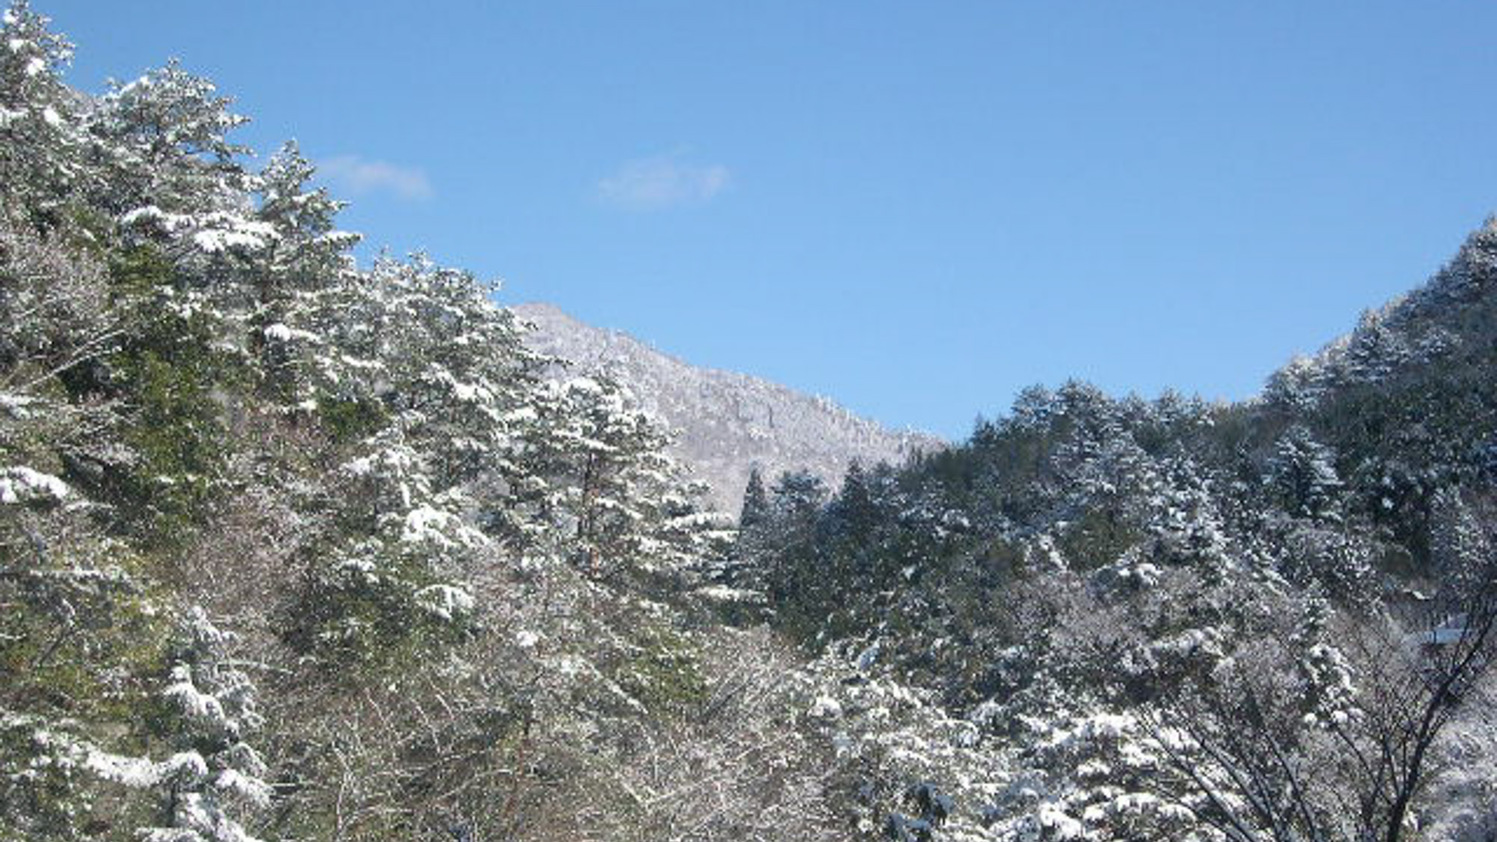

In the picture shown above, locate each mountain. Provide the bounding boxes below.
[8,6,1496,840]
[511,302,944,514]
[727,221,1497,840]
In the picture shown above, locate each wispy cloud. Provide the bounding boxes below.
[597,152,731,211]
[318,155,434,202]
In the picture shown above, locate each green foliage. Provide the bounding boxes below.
[1054,506,1140,571]
[83,246,236,550]
[0,576,167,722]
[279,555,476,670]
[315,396,388,446]
[614,626,708,711]
[0,716,90,840]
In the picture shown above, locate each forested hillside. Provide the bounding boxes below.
[729,221,1497,838]
[3,4,1494,842]
[0,5,849,839]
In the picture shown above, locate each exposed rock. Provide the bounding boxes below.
[512,302,943,514]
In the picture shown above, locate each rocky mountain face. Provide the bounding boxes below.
[511,302,944,514]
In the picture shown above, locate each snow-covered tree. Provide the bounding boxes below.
[1263,353,1328,413]
[0,0,80,213]
[1145,455,1229,571]
[1268,424,1344,522]
[739,464,769,530]
[88,59,250,216]
[245,141,359,399]
[1344,307,1410,385]
[276,256,539,659]
[521,373,709,576]
[130,607,270,842]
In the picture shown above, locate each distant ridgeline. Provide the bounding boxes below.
[512,301,943,514]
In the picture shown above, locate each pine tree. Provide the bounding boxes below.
[1429,487,1493,600]
[761,470,826,622]
[135,607,271,842]
[1268,424,1344,522]
[827,459,877,541]
[247,141,359,400]
[90,59,250,216]
[0,0,79,214]
[739,465,769,531]
[1342,307,1409,385]
[719,465,773,594]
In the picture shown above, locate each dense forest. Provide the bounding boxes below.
[730,216,1497,838]
[2,4,1494,841]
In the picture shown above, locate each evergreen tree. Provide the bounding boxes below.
[247,141,359,400]
[760,470,826,625]
[0,0,81,215]
[1269,423,1344,522]
[1344,307,1409,385]
[739,464,769,530]
[825,459,878,542]
[136,608,270,842]
[721,464,774,594]
[89,59,250,215]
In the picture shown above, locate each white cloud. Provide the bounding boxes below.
[318,155,433,202]
[597,153,730,211]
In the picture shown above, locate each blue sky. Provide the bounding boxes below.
[44,1,1497,439]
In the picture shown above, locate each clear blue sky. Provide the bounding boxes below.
[43,1,1497,439]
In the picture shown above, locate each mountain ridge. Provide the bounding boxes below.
[511,302,945,513]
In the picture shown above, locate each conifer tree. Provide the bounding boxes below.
[739,465,769,531]
[134,607,270,842]
[1269,423,1344,522]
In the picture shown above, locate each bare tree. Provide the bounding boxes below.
[1133,541,1497,842]
[1338,576,1497,841]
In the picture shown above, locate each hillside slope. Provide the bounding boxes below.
[730,220,1497,840]
[512,302,943,513]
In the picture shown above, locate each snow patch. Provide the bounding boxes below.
[810,695,844,719]
[0,466,69,505]
[415,583,474,621]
